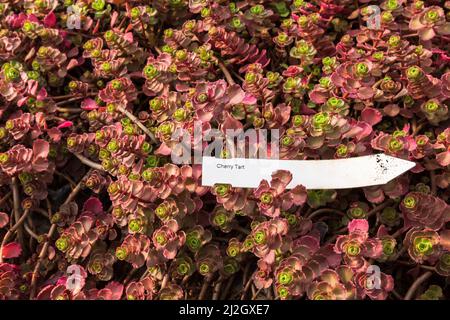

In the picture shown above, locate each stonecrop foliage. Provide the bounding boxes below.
[0,0,449,300]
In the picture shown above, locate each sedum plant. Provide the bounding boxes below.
[0,0,449,301]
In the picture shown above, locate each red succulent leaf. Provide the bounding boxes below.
[81,98,98,110]
[43,11,56,28]
[361,107,382,126]
[83,197,104,216]
[57,121,73,129]
[31,139,49,172]
[348,219,369,234]
[1,242,22,259]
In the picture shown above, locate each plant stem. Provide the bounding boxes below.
[252,288,262,300]
[0,191,11,207]
[24,222,40,241]
[220,275,235,300]
[117,106,157,144]
[123,268,140,285]
[160,273,169,290]
[198,275,213,300]
[412,120,425,136]
[181,275,190,285]
[55,96,89,106]
[430,170,437,195]
[404,271,432,300]
[392,289,404,300]
[54,171,76,189]
[29,174,88,299]
[307,208,345,220]
[233,225,250,235]
[11,177,24,248]
[218,61,236,86]
[212,276,224,300]
[0,209,30,263]
[72,153,105,171]
[52,94,76,100]
[397,260,436,271]
[231,69,245,82]
[65,30,97,39]
[56,107,83,113]
[265,287,273,299]
[240,278,253,300]
[367,199,394,218]
[53,92,97,100]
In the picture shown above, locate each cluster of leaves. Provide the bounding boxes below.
[0,0,449,300]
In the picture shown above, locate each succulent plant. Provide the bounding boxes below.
[0,0,449,302]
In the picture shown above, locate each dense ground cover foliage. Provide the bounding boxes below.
[0,0,449,300]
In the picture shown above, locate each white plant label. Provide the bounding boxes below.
[201,154,415,189]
